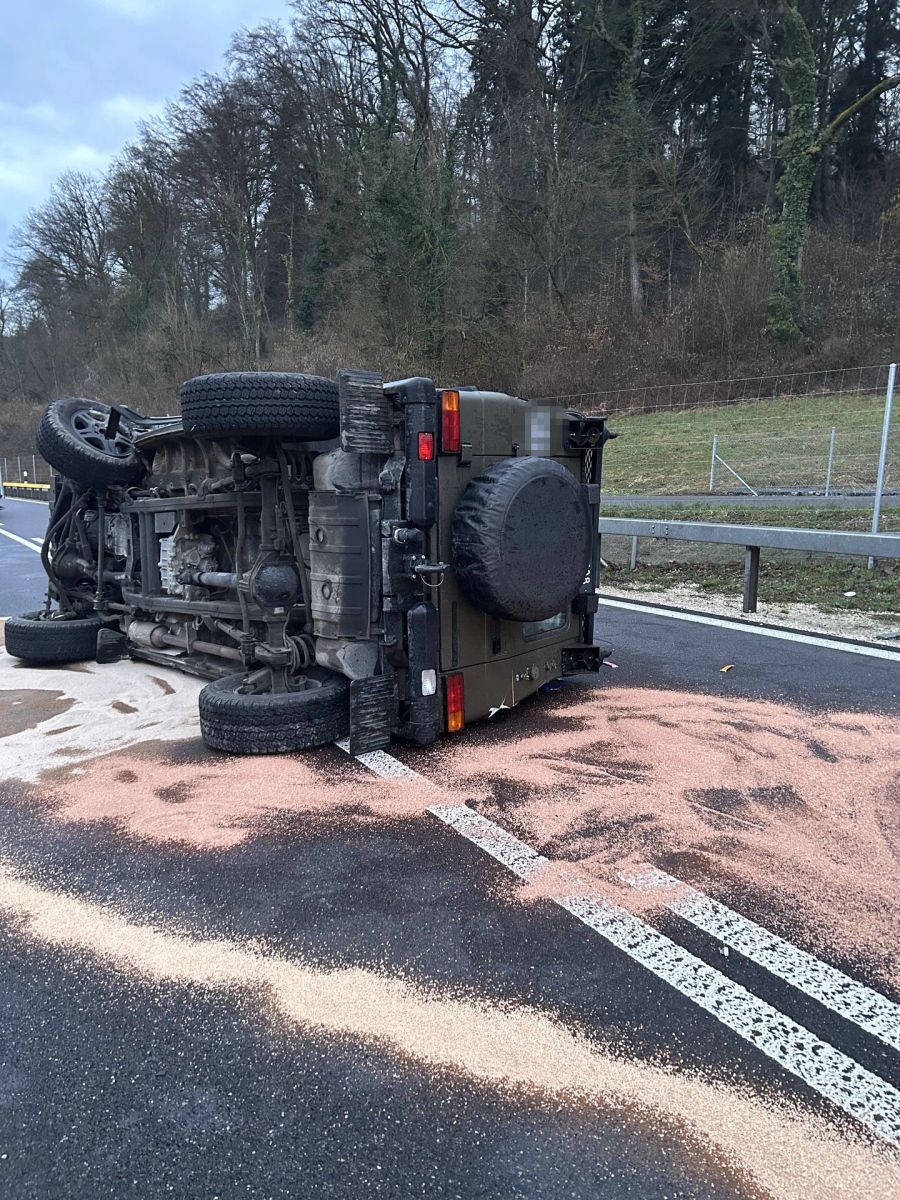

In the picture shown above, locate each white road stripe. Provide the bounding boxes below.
[428,802,900,1146]
[627,868,900,1053]
[600,597,900,661]
[30,536,44,544]
[0,526,42,554]
[334,738,436,783]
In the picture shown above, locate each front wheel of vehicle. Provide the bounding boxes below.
[36,397,143,488]
[198,667,350,754]
[3,611,105,664]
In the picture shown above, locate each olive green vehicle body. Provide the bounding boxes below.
[433,390,601,726]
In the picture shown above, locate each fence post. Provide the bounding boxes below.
[630,536,639,570]
[868,362,896,569]
[32,454,37,482]
[824,426,836,497]
[709,434,719,492]
[743,546,761,613]
[17,455,22,481]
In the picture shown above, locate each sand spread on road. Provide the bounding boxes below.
[431,687,900,988]
[0,860,895,1200]
[34,684,899,989]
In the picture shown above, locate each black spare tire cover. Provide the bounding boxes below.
[450,456,591,622]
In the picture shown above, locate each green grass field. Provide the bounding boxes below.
[600,389,898,495]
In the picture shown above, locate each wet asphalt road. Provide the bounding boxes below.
[0,498,48,616]
[0,516,899,1196]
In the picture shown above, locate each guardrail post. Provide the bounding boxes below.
[630,536,639,570]
[709,434,718,492]
[825,426,836,497]
[869,362,896,569]
[743,546,760,613]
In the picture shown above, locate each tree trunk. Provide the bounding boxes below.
[627,181,643,319]
[766,4,817,343]
[765,3,900,343]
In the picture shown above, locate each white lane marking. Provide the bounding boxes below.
[600,597,900,662]
[427,802,900,1146]
[30,536,44,544]
[0,495,48,505]
[627,868,900,1054]
[0,526,42,554]
[334,738,437,783]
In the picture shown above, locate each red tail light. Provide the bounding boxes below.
[417,431,435,460]
[440,390,460,453]
[445,672,465,732]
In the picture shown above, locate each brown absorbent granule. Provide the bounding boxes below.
[41,745,443,849]
[31,684,900,987]
[429,686,900,988]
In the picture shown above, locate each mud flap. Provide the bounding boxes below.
[339,368,392,455]
[349,675,397,754]
[96,626,127,664]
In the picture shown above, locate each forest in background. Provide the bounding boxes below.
[0,0,898,446]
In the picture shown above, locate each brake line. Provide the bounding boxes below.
[40,482,76,613]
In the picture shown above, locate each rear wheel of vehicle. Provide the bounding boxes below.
[450,456,592,622]
[180,372,340,439]
[198,667,350,754]
[36,397,143,488]
[4,611,105,664]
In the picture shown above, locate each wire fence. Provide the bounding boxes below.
[2,363,897,500]
[1,451,53,488]
[537,363,898,497]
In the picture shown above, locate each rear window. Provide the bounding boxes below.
[522,613,566,639]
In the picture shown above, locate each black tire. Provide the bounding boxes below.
[199,667,350,754]
[450,456,592,622]
[36,397,143,488]
[180,372,340,438]
[4,611,105,664]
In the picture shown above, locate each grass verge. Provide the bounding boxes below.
[601,389,897,495]
[603,559,899,613]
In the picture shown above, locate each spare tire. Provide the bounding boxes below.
[37,397,143,488]
[180,372,339,438]
[450,456,591,622]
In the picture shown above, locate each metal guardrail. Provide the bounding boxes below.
[599,516,900,613]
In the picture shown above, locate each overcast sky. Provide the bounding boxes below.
[0,0,296,273]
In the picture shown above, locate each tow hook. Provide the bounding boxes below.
[412,561,449,579]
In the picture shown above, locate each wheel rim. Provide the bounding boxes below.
[68,406,134,460]
[238,674,325,697]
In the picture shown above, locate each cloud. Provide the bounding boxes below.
[0,139,110,197]
[91,0,167,17]
[0,0,297,262]
[0,99,67,130]
[99,94,164,124]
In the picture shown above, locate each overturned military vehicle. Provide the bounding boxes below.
[6,370,612,754]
